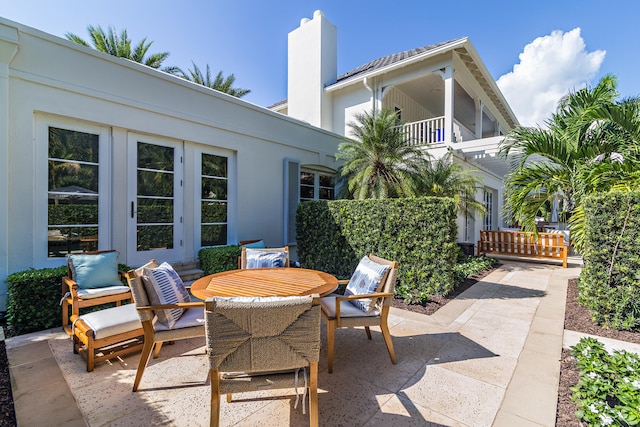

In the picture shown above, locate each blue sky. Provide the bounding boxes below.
[2,0,639,126]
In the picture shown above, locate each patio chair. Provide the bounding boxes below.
[205,295,321,427]
[125,260,205,391]
[239,246,289,269]
[61,250,132,335]
[320,254,399,373]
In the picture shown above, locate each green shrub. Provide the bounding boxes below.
[578,192,640,331]
[571,337,640,426]
[6,262,130,336]
[453,252,498,285]
[296,197,458,302]
[198,245,242,275]
[6,266,68,335]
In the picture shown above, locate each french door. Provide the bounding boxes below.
[127,133,183,265]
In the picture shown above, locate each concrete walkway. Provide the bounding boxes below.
[3,257,624,426]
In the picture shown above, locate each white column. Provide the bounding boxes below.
[475,99,483,139]
[0,24,19,310]
[442,66,454,145]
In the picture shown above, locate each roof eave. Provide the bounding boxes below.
[325,37,469,93]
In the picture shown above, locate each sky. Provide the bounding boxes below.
[2,0,640,127]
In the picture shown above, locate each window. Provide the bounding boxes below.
[300,171,334,201]
[483,189,493,230]
[48,127,101,257]
[200,153,228,246]
[394,106,402,125]
[284,161,335,246]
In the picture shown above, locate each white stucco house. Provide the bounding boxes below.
[0,11,522,310]
[0,16,343,310]
[272,10,520,251]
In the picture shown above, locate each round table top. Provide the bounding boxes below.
[189,267,338,300]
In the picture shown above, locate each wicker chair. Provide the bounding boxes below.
[205,295,321,427]
[125,260,205,391]
[320,254,399,373]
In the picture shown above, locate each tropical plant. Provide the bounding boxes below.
[416,151,486,218]
[336,108,431,199]
[179,62,250,98]
[65,25,179,74]
[499,74,640,253]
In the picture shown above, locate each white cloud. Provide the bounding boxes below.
[497,28,605,127]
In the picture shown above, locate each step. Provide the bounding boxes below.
[172,261,200,272]
[177,268,204,282]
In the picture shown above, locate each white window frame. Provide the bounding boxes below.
[300,167,335,201]
[483,189,494,230]
[194,147,237,249]
[35,115,111,267]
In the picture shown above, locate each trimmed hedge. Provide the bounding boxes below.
[198,245,242,275]
[296,197,458,299]
[579,191,640,331]
[6,263,130,336]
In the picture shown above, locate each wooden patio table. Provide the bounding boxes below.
[189,267,338,300]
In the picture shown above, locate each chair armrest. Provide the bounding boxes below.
[335,292,394,302]
[136,301,205,311]
[62,276,79,298]
[332,292,394,324]
[337,279,349,285]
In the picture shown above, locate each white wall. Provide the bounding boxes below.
[0,18,343,310]
[382,86,434,123]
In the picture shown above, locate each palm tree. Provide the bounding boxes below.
[65,25,179,74]
[499,74,640,252]
[179,62,250,98]
[416,151,486,218]
[336,109,431,199]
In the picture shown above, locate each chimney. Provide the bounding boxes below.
[287,10,337,129]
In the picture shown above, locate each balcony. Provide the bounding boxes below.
[400,117,484,146]
[400,117,446,145]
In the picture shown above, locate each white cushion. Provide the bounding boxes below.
[245,249,287,269]
[320,295,379,318]
[544,228,570,245]
[77,285,130,300]
[142,262,191,329]
[153,306,205,331]
[76,304,142,340]
[344,256,390,312]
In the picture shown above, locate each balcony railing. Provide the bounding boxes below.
[400,117,445,145]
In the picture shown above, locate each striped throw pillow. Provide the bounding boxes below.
[142,262,191,329]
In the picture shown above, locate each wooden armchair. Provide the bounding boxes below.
[125,260,205,391]
[239,246,289,269]
[320,254,399,373]
[205,295,321,427]
[61,250,132,335]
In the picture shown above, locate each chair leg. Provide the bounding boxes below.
[61,299,70,335]
[380,314,397,364]
[133,340,155,392]
[364,326,372,340]
[210,370,221,427]
[87,332,95,372]
[153,342,163,358]
[326,319,335,373]
[309,362,319,427]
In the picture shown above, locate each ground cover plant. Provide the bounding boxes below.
[570,337,640,426]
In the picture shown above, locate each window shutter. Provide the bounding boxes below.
[284,158,300,245]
